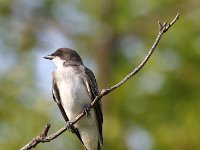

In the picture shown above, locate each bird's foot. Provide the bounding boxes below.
[83,105,91,118]
[66,121,76,133]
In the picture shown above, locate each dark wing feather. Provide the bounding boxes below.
[83,67,103,145]
[52,72,83,143]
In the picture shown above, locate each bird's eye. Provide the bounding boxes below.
[58,51,62,56]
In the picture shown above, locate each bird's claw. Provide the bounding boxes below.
[67,121,76,133]
[83,105,91,118]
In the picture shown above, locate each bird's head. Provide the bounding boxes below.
[44,48,83,67]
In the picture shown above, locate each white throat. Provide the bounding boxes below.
[52,56,65,68]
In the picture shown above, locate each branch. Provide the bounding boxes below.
[20,13,180,150]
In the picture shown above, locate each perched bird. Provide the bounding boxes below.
[44,48,103,150]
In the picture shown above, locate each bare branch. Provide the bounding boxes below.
[20,14,180,150]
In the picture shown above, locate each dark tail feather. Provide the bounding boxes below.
[98,142,101,150]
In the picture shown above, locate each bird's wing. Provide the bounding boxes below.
[83,67,103,145]
[52,72,83,143]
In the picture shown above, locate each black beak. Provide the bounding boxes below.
[43,55,54,60]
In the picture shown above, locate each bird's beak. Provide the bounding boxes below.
[43,55,54,60]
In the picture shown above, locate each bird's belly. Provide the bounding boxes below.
[58,79,91,121]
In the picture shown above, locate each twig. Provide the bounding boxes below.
[20,13,180,150]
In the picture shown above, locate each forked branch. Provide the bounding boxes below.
[20,13,180,150]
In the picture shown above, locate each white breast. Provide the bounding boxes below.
[55,67,90,119]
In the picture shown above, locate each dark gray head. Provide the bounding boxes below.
[44,48,83,67]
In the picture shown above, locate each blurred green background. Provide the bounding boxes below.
[0,0,200,150]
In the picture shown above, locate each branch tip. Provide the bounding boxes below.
[163,21,168,27]
[176,13,180,19]
[158,21,162,29]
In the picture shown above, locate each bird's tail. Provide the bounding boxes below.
[98,142,101,150]
[83,142,101,150]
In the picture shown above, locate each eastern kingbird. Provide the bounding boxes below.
[44,48,103,150]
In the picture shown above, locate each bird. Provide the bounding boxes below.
[44,48,103,150]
